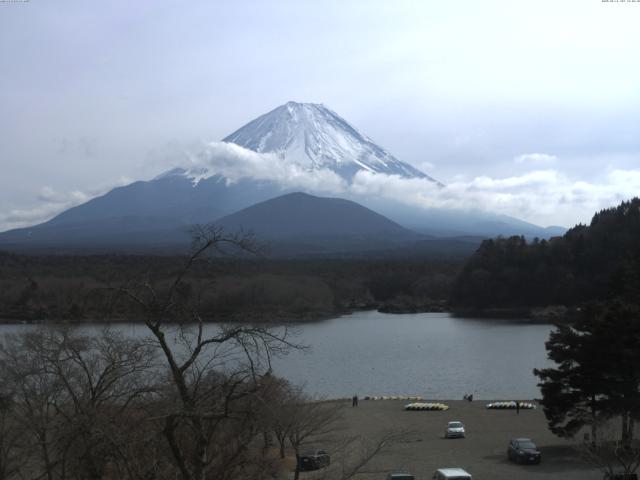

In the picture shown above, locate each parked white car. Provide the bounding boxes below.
[432,468,472,480]
[444,421,466,438]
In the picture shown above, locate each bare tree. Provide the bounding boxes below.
[576,420,640,479]
[286,399,344,480]
[0,392,21,480]
[47,328,157,480]
[114,225,300,480]
[0,226,399,480]
[0,329,68,480]
[255,375,299,459]
[0,327,159,480]
[322,431,410,480]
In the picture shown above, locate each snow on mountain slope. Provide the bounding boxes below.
[222,101,439,183]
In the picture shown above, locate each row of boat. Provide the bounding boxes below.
[486,401,536,409]
[364,396,425,401]
[405,402,450,411]
[403,401,537,411]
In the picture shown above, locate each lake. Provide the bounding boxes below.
[273,311,553,400]
[0,311,554,400]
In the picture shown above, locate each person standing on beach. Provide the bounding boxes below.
[516,401,520,415]
[352,395,358,407]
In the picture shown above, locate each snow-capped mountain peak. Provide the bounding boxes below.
[222,101,439,183]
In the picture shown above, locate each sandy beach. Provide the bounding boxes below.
[306,399,603,480]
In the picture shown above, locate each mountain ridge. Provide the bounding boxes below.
[0,101,565,252]
[215,191,419,239]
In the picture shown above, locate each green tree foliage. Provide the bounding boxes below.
[452,198,640,312]
[534,302,640,444]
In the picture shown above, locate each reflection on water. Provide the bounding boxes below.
[0,311,553,400]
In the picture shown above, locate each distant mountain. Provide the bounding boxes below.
[215,192,481,258]
[217,191,415,238]
[0,175,284,252]
[43,175,280,228]
[223,101,437,182]
[0,192,429,256]
[0,101,563,253]
[358,197,567,239]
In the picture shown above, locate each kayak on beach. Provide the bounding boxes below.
[405,402,450,411]
[486,401,536,409]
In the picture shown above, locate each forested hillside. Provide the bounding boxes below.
[0,253,461,322]
[451,198,640,315]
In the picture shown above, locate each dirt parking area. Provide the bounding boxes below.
[315,399,603,480]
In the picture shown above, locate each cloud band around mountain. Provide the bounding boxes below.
[189,142,640,227]
[2,142,640,231]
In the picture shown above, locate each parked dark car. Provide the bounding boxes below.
[297,450,330,471]
[507,438,541,464]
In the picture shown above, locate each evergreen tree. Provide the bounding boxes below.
[452,197,640,311]
[535,302,640,444]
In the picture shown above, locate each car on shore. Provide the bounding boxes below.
[507,438,542,464]
[432,467,473,479]
[445,421,466,438]
[386,473,415,480]
[297,449,330,471]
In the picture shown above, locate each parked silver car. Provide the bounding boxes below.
[444,421,466,438]
[386,473,415,480]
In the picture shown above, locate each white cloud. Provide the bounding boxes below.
[184,145,639,227]
[36,186,91,205]
[415,161,435,171]
[514,153,558,165]
[187,142,348,194]
[349,168,640,227]
[166,142,640,226]
[3,141,640,233]
[467,170,560,190]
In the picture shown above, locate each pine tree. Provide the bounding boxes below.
[534,302,640,445]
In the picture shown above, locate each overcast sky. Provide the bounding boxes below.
[1,0,639,230]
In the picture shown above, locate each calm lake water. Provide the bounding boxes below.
[273,311,553,400]
[0,311,553,400]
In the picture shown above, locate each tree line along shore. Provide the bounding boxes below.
[0,253,459,323]
[2,198,639,324]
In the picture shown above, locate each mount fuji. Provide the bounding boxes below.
[222,101,437,182]
[0,102,563,254]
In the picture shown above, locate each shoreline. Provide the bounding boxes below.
[323,397,542,405]
[333,398,598,480]
[0,307,557,325]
